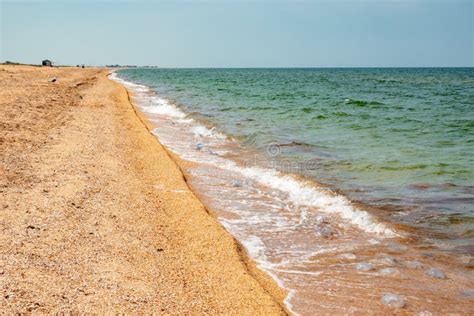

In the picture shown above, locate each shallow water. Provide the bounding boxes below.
[117,68,474,252]
[111,69,474,314]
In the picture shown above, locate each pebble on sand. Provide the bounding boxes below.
[196,143,204,151]
[380,256,399,266]
[356,262,374,271]
[426,267,447,279]
[231,180,242,187]
[460,289,474,298]
[406,260,423,269]
[338,253,357,260]
[318,226,334,238]
[381,293,406,308]
[387,243,408,252]
[378,267,400,276]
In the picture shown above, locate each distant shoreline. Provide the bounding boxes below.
[2,61,472,69]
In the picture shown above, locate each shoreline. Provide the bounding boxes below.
[113,69,474,315]
[0,65,287,313]
[115,73,291,313]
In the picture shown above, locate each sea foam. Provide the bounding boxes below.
[217,161,396,236]
[192,125,226,139]
[143,97,186,118]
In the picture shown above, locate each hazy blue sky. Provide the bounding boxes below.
[1,0,472,67]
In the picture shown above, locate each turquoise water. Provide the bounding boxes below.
[118,68,474,252]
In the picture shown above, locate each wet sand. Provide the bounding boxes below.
[0,65,287,313]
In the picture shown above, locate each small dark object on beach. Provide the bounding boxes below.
[318,226,335,238]
[231,180,242,187]
[42,59,52,67]
[51,77,57,83]
[381,255,399,266]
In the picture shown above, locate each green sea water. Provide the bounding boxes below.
[118,68,474,251]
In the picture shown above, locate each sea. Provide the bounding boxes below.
[111,68,473,314]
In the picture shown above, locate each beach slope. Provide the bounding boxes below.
[0,65,286,313]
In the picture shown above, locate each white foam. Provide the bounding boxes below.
[109,72,149,92]
[141,97,186,118]
[269,268,322,276]
[108,72,119,81]
[218,161,396,237]
[238,235,300,316]
[177,118,194,124]
[192,125,226,139]
[110,72,187,119]
[284,289,300,316]
[241,235,267,262]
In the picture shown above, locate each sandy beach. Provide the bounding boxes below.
[0,65,287,313]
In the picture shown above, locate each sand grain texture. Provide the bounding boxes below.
[0,65,286,314]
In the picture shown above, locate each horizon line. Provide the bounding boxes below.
[2,61,473,69]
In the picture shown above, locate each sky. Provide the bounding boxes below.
[1,0,472,67]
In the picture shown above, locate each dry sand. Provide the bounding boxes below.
[0,65,287,313]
